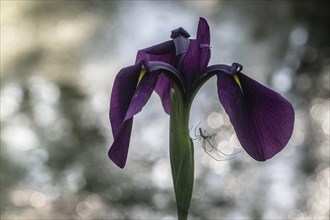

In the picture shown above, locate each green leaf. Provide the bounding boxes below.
[169,88,194,220]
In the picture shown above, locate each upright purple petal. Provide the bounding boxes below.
[197,17,210,45]
[171,27,191,39]
[171,27,191,55]
[181,40,197,88]
[217,72,294,161]
[173,35,190,55]
[125,72,159,120]
[181,18,211,88]
[109,65,140,168]
[196,17,211,70]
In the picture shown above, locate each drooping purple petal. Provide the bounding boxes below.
[110,64,140,138]
[192,64,230,92]
[193,63,243,93]
[154,74,171,114]
[149,61,185,95]
[149,61,186,114]
[136,41,177,114]
[125,71,159,120]
[108,119,133,168]
[217,72,294,161]
[109,65,140,168]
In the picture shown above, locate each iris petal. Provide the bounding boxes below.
[181,40,202,86]
[197,17,210,45]
[110,65,140,138]
[193,64,230,89]
[109,65,141,168]
[149,61,186,114]
[196,17,211,71]
[125,71,159,120]
[154,74,171,114]
[108,119,133,168]
[149,61,185,93]
[136,41,177,114]
[173,35,190,55]
[181,18,211,88]
[136,40,176,64]
[217,72,294,161]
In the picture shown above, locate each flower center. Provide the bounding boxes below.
[138,69,147,85]
[233,74,243,93]
[230,63,244,93]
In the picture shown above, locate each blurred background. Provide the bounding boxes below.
[1,1,329,219]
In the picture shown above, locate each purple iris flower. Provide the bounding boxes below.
[109,17,294,168]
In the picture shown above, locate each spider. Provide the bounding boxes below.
[191,122,239,161]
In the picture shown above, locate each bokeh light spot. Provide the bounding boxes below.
[207,112,224,129]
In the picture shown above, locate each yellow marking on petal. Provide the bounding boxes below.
[138,69,147,85]
[233,74,244,94]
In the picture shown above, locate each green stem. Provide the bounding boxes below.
[170,88,194,220]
